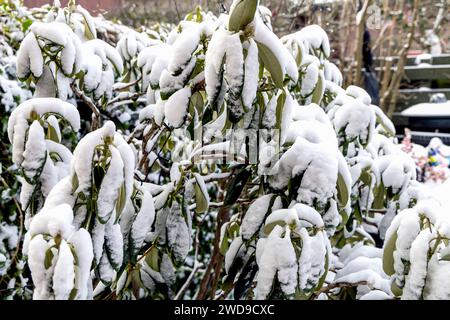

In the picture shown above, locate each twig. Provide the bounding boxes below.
[71,83,101,130]
[107,91,145,106]
[385,0,420,117]
[195,182,230,299]
[113,77,142,92]
[172,0,181,20]
[312,280,370,299]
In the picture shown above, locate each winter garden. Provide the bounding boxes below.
[0,0,450,301]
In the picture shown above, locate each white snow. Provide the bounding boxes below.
[52,240,75,300]
[104,217,124,270]
[255,226,298,299]
[68,228,94,300]
[16,32,43,79]
[28,204,74,239]
[242,39,259,109]
[241,194,274,240]
[130,189,155,255]
[166,203,191,262]
[401,101,450,117]
[402,229,434,299]
[224,236,244,274]
[164,87,191,128]
[97,147,125,223]
[8,98,81,143]
[253,14,298,83]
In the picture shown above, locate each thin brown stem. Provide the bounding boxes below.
[71,83,101,130]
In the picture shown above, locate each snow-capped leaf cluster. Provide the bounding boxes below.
[7,98,80,227]
[383,199,450,299]
[23,204,93,299]
[2,0,443,301]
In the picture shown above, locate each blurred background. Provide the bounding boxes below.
[17,0,450,181]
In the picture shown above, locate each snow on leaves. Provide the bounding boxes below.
[4,0,437,301]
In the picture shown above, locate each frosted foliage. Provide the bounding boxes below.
[255,226,298,299]
[269,136,338,205]
[298,229,328,292]
[166,203,191,262]
[16,21,83,100]
[25,204,93,300]
[253,14,298,83]
[5,1,442,301]
[129,189,155,256]
[8,98,80,220]
[52,240,75,300]
[164,87,191,128]
[241,195,273,240]
[383,200,450,299]
[97,147,125,223]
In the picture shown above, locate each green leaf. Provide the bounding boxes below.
[233,257,258,299]
[208,54,226,111]
[382,228,398,276]
[78,8,96,40]
[359,169,371,185]
[46,124,60,143]
[84,20,95,40]
[44,247,54,269]
[256,41,285,89]
[336,172,349,208]
[311,73,324,104]
[228,0,259,32]
[190,91,204,117]
[275,90,286,129]
[316,247,329,290]
[263,219,288,236]
[440,252,450,261]
[224,167,252,206]
[22,19,33,33]
[373,181,386,209]
[294,42,304,66]
[374,106,395,137]
[193,173,209,214]
[69,288,78,300]
[390,280,403,297]
[145,246,160,272]
[115,183,127,217]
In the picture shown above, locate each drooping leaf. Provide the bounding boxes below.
[382,228,398,276]
[115,183,127,218]
[373,181,386,210]
[275,90,286,130]
[44,246,54,270]
[46,123,60,143]
[311,72,324,104]
[145,246,160,272]
[256,41,285,89]
[193,173,209,213]
[228,0,259,32]
[337,172,349,208]
[224,167,252,206]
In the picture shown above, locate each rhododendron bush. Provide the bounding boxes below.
[1,0,450,300]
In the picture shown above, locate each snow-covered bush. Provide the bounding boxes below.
[0,1,34,299]
[383,199,450,299]
[23,204,93,299]
[1,0,440,300]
